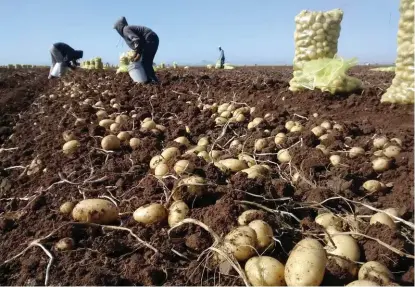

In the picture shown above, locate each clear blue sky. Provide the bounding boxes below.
[0,0,401,65]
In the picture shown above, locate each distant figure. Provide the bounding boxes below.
[114,16,159,84]
[218,46,225,69]
[49,42,83,79]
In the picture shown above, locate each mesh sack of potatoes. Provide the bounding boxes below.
[116,51,135,73]
[94,57,103,69]
[381,0,414,104]
[289,8,361,93]
[291,56,363,94]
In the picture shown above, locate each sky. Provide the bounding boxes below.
[0,0,401,65]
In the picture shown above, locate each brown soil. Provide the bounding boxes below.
[0,67,413,286]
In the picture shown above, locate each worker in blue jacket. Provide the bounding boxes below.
[218,46,225,69]
[49,42,83,79]
[114,16,159,84]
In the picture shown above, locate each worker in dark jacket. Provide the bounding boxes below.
[49,42,83,79]
[218,46,225,68]
[114,17,159,84]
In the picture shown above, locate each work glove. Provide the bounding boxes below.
[132,53,141,62]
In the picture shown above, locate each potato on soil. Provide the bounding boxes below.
[110,122,121,133]
[311,126,325,137]
[174,160,195,175]
[133,203,167,225]
[245,256,285,286]
[55,237,75,251]
[150,155,166,169]
[277,149,291,163]
[62,130,76,142]
[154,163,169,179]
[155,124,166,132]
[326,235,360,276]
[174,136,191,147]
[284,238,327,286]
[248,220,274,251]
[161,147,180,161]
[96,110,108,120]
[329,154,341,166]
[197,151,210,161]
[363,180,384,193]
[99,119,115,128]
[115,114,129,125]
[373,136,388,149]
[370,212,396,230]
[101,135,120,150]
[62,140,80,155]
[197,137,209,146]
[168,200,189,227]
[349,147,365,158]
[346,280,379,286]
[372,157,391,172]
[238,153,256,167]
[254,138,267,151]
[117,131,130,142]
[383,145,401,158]
[238,209,264,225]
[185,145,206,155]
[358,261,394,285]
[315,212,342,230]
[141,120,156,130]
[217,159,248,172]
[172,175,206,201]
[60,201,76,215]
[129,137,141,149]
[72,199,119,224]
[223,226,258,261]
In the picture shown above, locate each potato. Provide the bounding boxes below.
[238,209,263,225]
[101,135,120,150]
[60,201,76,215]
[290,122,303,132]
[185,145,206,154]
[383,207,402,217]
[174,136,191,147]
[329,155,341,166]
[109,123,121,133]
[150,155,165,169]
[115,114,129,125]
[241,167,265,179]
[277,149,291,163]
[390,138,402,146]
[238,153,256,167]
[72,199,119,224]
[168,200,189,227]
[383,145,401,158]
[224,226,258,261]
[197,137,209,146]
[161,147,180,161]
[215,116,228,125]
[96,110,108,120]
[284,238,327,286]
[326,235,360,276]
[316,144,330,155]
[55,237,75,251]
[250,107,256,114]
[117,131,130,142]
[274,133,286,145]
[230,139,243,151]
[363,180,384,193]
[315,213,342,230]
[197,151,210,161]
[372,157,391,172]
[154,163,169,179]
[217,159,248,172]
[358,261,394,285]
[99,119,115,128]
[112,103,121,109]
[220,110,232,118]
[174,160,194,175]
[245,256,285,286]
[349,147,365,158]
[129,137,141,149]
[133,203,167,225]
[248,118,264,129]
[333,123,343,131]
[248,220,274,251]
[209,150,222,161]
[346,280,378,286]
[373,136,388,149]
[285,120,295,131]
[141,120,156,130]
[94,101,104,108]
[236,114,245,122]
[311,126,325,137]
[370,212,396,230]
[62,140,80,155]
[217,103,230,113]
[254,139,267,151]
[320,121,332,130]
[172,175,206,200]
[62,130,76,142]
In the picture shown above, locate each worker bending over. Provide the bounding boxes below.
[49,42,83,79]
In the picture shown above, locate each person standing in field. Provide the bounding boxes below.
[49,42,83,79]
[113,16,159,84]
[218,46,225,69]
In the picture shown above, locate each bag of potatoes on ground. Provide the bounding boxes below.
[289,8,362,94]
[381,0,414,104]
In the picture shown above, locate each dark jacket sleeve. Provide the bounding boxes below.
[123,26,145,53]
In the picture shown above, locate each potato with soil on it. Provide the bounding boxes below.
[72,199,119,224]
[60,201,77,215]
[129,137,141,149]
[161,147,181,162]
[358,261,394,285]
[217,158,248,172]
[101,135,120,150]
[55,237,75,251]
[315,212,342,231]
[168,200,189,227]
[133,203,167,225]
[248,220,274,251]
[245,256,285,286]
[284,238,327,286]
[154,163,169,179]
[174,159,195,175]
[223,226,258,261]
[99,119,115,128]
[150,155,165,169]
[326,235,360,277]
[238,209,265,225]
[172,175,207,201]
[346,280,379,286]
[369,212,396,230]
[62,140,80,155]
[62,130,76,142]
